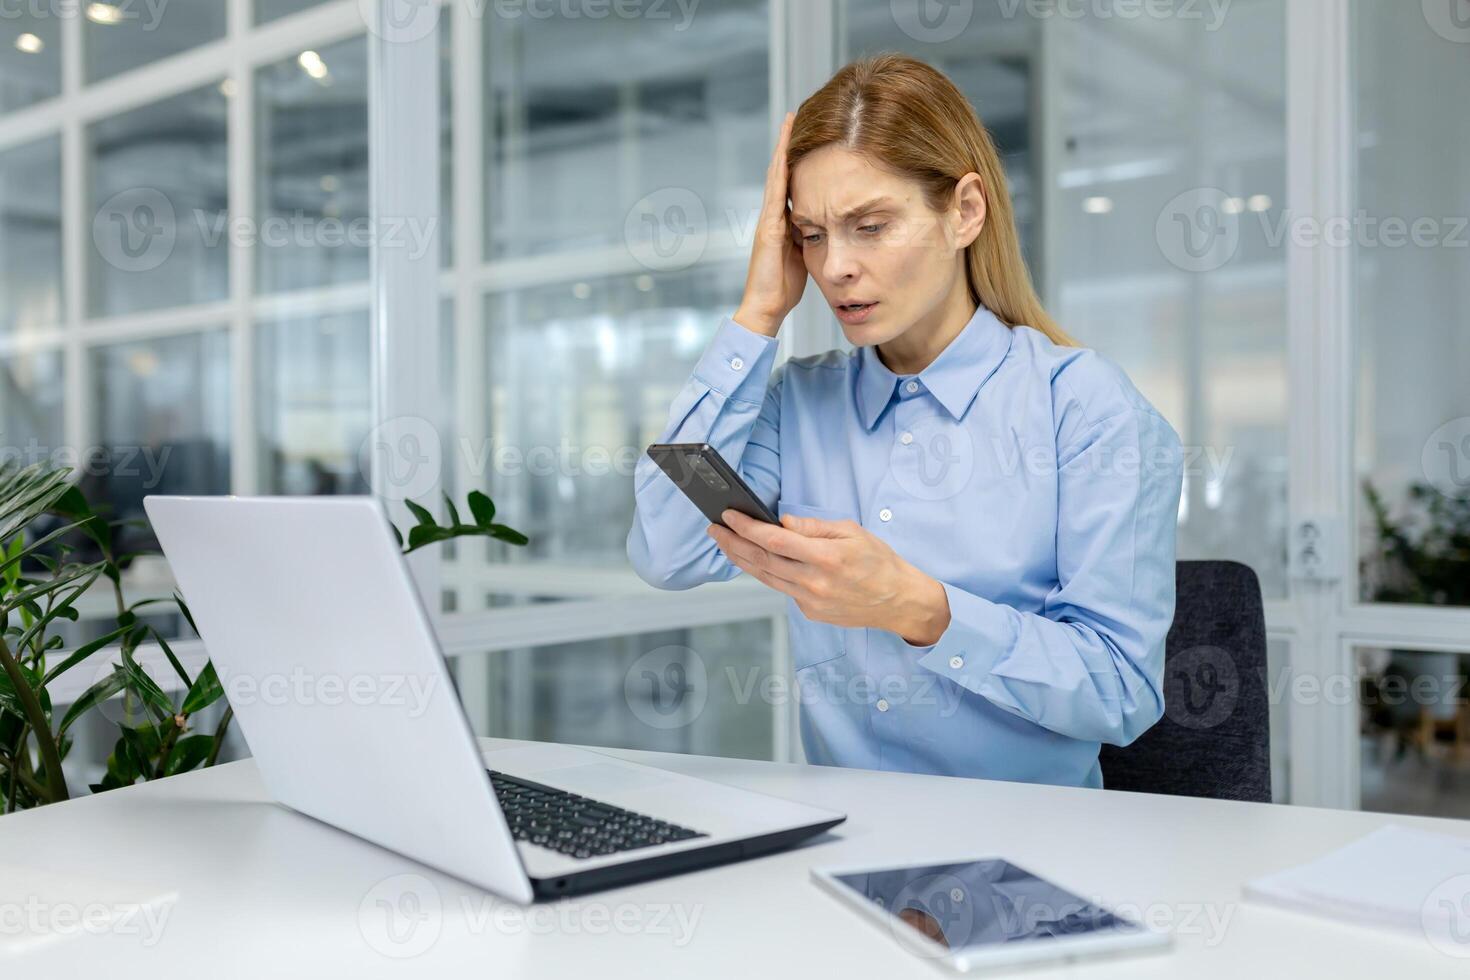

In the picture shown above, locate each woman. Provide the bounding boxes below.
[627,54,1183,789]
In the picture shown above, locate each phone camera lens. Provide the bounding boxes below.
[686,454,729,490]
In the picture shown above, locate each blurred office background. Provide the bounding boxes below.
[1,0,1466,816]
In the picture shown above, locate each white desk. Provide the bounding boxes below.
[5,738,1469,978]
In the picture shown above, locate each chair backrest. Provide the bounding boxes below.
[1098,560,1271,802]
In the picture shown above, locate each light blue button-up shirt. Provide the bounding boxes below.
[627,303,1184,788]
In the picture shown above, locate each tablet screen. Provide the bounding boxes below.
[830,859,1143,952]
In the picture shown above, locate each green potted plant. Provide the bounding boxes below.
[1360,479,1470,606]
[0,461,526,813]
[1358,478,1470,754]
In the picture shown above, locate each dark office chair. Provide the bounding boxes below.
[1098,560,1271,802]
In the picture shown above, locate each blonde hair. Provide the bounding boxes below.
[788,53,1078,348]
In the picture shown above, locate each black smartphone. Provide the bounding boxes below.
[645,443,778,527]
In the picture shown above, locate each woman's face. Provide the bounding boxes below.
[788,145,978,349]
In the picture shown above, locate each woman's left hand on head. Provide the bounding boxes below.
[708,509,950,645]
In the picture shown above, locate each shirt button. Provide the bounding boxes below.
[904,381,919,394]
[900,431,913,445]
[878,507,892,522]
[949,655,965,670]
[876,698,890,712]
[730,356,744,371]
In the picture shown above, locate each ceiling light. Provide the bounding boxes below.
[127,350,159,378]
[87,2,124,25]
[297,50,328,80]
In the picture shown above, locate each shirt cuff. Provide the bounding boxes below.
[691,315,779,404]
[906,581,1017,696]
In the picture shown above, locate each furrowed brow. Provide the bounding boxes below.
[790,196,895,226]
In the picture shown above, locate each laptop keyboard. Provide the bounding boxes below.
[488,769,708,861]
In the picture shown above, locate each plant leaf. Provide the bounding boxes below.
[443,492,462,528]
[127,597,179,614]
[58,668,128,735]
[119,722,162,769]
[118,645,175,722]
[0,467,74,543]
[403,523,529,554]
[49,484,113,555]
[165,734,214,776]
[91,731,147,792]
[173,593,199,638]
[406,524,451,551]
[150,628,191,688]
[2,535,23,592]
[181,661,223,715]
[0,670,24,721]
[1,562,103,617]
[205,705,233,768]
[40,624,131,685]
[489,524,530,546]
[404,500,436,528]
[467,490,495,526]
[0,519,98,578]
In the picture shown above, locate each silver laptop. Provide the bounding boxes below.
[144,495,844,903]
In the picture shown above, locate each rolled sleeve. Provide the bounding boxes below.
[911,407,1183,746]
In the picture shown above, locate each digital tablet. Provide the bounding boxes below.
[812,858,1171,973]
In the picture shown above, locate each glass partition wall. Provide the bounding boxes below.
[0,0,787,789]
[4,0,1465,813]
[1348,1,1470,818]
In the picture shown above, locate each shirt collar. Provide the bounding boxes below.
[855,303,1015,430]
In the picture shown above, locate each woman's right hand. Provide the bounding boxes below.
[733,112,807,338]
